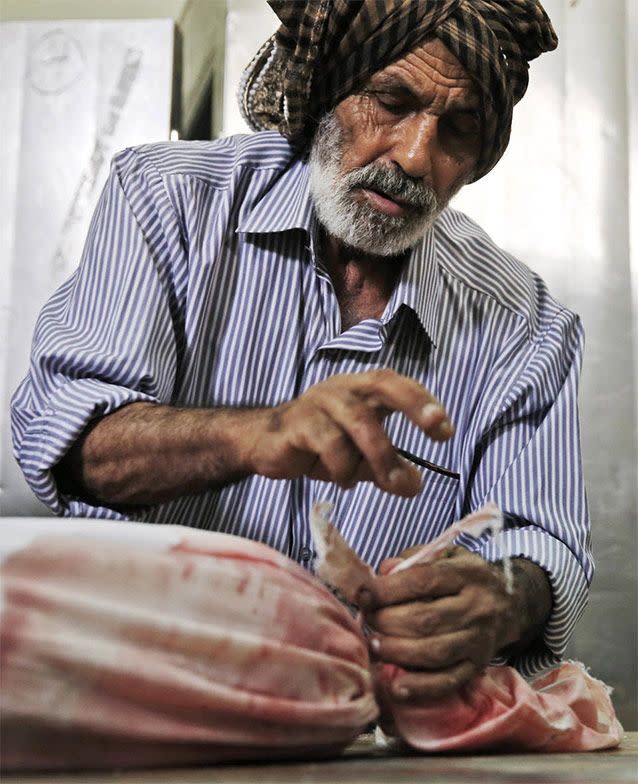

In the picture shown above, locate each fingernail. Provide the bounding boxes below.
[421,402,444,425]
[369,637,381,653]
[394,685,410,699]
[388,466,412,485]
[405,457,424,484]
[389,466,421,495]
[438,420,454,438]
[388,468,403,485]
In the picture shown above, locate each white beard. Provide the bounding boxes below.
[308,112,442,257]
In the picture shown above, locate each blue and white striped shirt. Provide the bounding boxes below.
[11,132,592,676]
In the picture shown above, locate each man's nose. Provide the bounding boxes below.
[389,113,438,182]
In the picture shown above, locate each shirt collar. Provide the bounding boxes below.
[236,156,314,235]
[237,158,443,347]
[383,226,442,348]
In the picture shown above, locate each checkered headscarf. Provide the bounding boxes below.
[239,0,557,181]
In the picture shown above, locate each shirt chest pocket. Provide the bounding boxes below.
[387,410,459,481]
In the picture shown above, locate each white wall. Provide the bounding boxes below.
[0,0,227,137]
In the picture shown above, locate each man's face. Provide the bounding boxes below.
[309,38,482,256]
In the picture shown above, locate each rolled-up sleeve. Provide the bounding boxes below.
[455,309,592,674]
[11,148,186,518]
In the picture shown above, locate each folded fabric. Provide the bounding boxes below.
[0,518,378,770]
[380,660,624,752]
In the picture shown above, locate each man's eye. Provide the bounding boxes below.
[374,93,409,114]
[443,113,480,137]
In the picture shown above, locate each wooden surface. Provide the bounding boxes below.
[4,731,637,784]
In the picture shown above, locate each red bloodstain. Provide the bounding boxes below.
[236,576,250,594]
[0,606,32,663]
[180,560,195,580]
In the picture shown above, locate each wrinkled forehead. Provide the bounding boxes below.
[365,35,483,109]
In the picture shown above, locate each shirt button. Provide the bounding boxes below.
[300,546,313,562]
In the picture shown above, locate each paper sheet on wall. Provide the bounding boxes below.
[0,19,175,515]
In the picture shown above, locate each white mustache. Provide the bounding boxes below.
[344,164,437,211]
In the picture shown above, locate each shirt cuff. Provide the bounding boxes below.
[455,525,590,674]
[14,378,158,518]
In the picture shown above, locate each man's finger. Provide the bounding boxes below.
[370,628,484,671]
[366,596,465,638]
[311,369,454,490]
[370,548,508,608]
[269,369,455,495]
[315,393,422,495]
[306,426,366,488]
[388,660,478,701]
[367,560,465,608]
[355,368,454,441]
[377,557,402,576]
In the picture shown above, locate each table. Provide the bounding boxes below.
[4,732,636,784]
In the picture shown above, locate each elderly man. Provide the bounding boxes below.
[11,0,591,702]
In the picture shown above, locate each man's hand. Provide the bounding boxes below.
[361,547,552,700]
[243,369,453,497]
[57,369,453,506]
